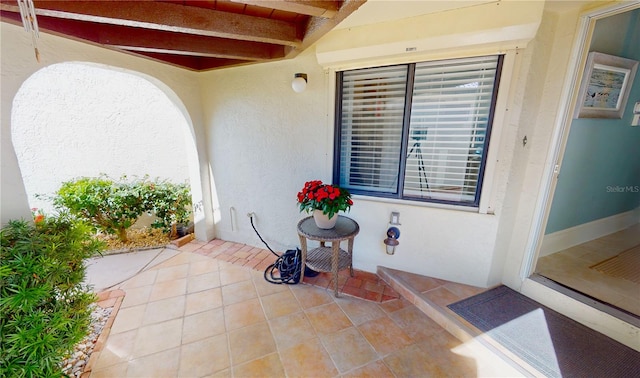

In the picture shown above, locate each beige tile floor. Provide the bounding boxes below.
[536,223,640,316]
[89,251,524,377]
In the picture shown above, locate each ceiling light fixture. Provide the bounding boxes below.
[292,73,307,93]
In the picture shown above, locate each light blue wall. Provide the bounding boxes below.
[545,9,640,234]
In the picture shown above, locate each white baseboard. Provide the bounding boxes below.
[540,207,640,257]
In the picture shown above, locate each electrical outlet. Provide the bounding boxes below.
[390,212,401,225]
[247,212,256,218]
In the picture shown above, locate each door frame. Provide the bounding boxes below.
[519,0,640,351]
[521,1,640,281]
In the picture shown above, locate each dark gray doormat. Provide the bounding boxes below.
[448,285,640,378]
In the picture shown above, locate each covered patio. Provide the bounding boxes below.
[4,1,640,375]
[84,239,523,377]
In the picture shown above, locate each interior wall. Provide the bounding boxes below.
[545,9,640,235]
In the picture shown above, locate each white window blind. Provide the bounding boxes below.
[404,56,499,203]
[338,65,407,193]
[336,55,501,206]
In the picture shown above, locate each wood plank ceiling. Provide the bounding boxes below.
[0,0,365,71]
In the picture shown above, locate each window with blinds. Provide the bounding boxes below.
[334,55,502,206]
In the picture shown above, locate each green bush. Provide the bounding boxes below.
[142,179,192,234]
[0,213,104,377]
[53,175,192,242]
[54,176,143,242]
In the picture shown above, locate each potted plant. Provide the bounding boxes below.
[296,180,353,229]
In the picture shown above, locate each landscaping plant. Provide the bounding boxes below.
[0,212,104,377]
[53,175,192,242]
[54,176,143,242]
[142,179,192,234]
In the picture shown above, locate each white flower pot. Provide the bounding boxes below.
[312,209,338,229]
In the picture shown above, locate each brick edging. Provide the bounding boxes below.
[80,289,126,378]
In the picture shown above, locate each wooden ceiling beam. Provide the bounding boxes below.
[1,11,281,61]
[9,1,302,46]
[132,51,249,71]
[100,27,284,61]
[230,0,340,18]
[1,0,366,71]
[286,0,365,58]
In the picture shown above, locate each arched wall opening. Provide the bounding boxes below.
[10,61,209,241]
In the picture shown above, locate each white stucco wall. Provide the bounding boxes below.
[12,62,190,214]
[199,1,548,288]
[492,8,569,289]
[201,50,331,252]
[497,3,622,289]
[1,22,215,241]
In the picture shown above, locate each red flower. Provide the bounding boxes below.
[316,191,328,200]
[296,180,353,219]
[34,214,44,223]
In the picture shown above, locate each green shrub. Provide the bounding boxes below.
[53,175,192,242]
[0,213,104,377]
[54,176,144,242]
[142,180,192,234]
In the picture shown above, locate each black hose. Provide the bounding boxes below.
[249,216,301,284]
[250,216,280,258]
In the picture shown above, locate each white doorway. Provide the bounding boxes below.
[524,3,640,325]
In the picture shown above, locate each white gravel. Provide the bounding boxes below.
[61,304,113,377]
